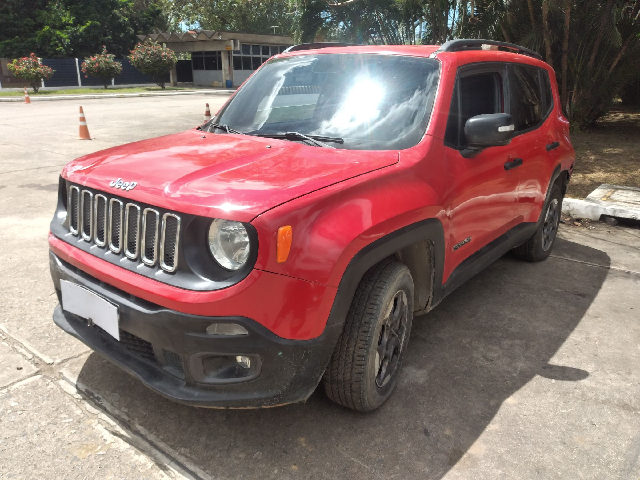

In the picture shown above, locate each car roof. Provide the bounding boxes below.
[278,44,551,70]
[281,45,441,58]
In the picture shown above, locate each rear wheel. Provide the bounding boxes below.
[513,184,562,262]
[323,261,414,412]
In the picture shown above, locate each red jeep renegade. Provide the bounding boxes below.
[49,39,574,411]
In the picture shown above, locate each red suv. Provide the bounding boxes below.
[49,40,574,411]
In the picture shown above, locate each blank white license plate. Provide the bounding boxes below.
[61,280,120,341]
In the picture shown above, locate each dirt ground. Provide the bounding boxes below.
[568,105,640,199]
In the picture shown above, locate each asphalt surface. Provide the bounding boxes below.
[1,96,639,479]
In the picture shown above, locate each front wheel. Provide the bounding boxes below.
[513,184,562,262]
[323,261,414,412]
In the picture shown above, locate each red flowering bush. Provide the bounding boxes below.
[81,46,123,89]
[128,41,176,89]
[8,53,54,92]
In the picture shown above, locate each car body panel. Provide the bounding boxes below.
[52,45,575,343]
[61,130,398,223]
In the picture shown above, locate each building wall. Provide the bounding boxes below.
[193,69,223,87]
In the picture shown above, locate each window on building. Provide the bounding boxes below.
[232,44,291,71]
[192,51,222,71]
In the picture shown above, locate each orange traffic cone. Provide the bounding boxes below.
[24,87,31,104]
[78,106,91,140]
[204,103,211,122]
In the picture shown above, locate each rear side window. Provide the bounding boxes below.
[510,65,543,132]
[445,71,505,147]
[541,70,554,115]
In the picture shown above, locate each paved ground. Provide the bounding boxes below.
[1,97,639,479]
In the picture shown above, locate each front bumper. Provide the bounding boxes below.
[50,252,342,408]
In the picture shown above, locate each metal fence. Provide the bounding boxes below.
[0,57,161,88]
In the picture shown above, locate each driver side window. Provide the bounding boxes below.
[445,69,505,148]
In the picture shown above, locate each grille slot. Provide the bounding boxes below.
[141,208,159,266]
[160,213,180,273]
[124,203,141,260]
[80,190,93,241]
[94,194,107,247]
[108,199,123,253]
[68,186,80,235]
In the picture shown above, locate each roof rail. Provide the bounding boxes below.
[432,39,543,61]
[283,43,359,53]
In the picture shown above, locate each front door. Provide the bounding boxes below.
[443,64,521,281]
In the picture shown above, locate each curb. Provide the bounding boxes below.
[562,198,640,221]
[0,89,235,102]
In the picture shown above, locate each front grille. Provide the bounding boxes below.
[92,324,157,363]
[91,324,184,378]
[119,329,156,360]
[67,185,180,273]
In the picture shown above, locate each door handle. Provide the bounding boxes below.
[546,141,560,151]
[504,158,523,171]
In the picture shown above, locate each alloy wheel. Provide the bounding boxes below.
[375,290,409,388]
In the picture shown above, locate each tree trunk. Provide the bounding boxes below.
[527,0,537,29]
[542,0,552,65]
[500,19,512,43]
[561,0,571,113]
[609,34,633,72]
[588,0,614,70]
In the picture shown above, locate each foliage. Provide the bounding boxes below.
[7,53,54,92]
[128,40,176,88]
[0,0,168,58]
[165,0,296,36]
[81,46,123,89]
[295,0,640,129]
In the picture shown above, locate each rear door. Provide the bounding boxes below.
[443,63,521,278]
[507,64,555,224]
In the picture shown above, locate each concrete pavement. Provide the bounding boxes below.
[0,96,639,479]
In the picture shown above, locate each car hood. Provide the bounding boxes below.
[62,130,399,222]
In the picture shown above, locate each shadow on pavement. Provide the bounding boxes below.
[76,238,610,479]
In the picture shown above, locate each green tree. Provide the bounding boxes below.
[295,0,640,129]
[0,0,168,58]
[166,0,296,36]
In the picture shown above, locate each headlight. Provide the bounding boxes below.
[207,219,250,271]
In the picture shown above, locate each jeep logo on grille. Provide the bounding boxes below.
[109,178,137,191]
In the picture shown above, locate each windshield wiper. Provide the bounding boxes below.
[199,122,245,135]
[251,132,344,148]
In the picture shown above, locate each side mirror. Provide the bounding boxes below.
[462,113,514,158]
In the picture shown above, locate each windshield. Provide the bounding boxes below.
[213,53,440,150]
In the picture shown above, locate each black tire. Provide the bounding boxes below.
[323,260,414,412]
[513,184,563,262]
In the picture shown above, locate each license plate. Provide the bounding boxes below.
[60,280,120,341]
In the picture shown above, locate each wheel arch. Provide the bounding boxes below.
[325,218,446,329]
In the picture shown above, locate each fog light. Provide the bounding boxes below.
[199,354,260,381]
[206,323,248,336]
[236,355,251,368]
